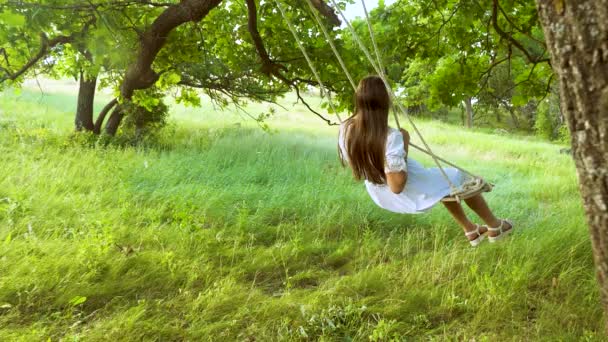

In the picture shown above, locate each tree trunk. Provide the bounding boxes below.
[504,103,520,129]
[94,98,118,134]
[463,97,474,128]
[75,71,97,132]
[536,0,608,327]
[104,106,124,136]
[103,0,223,135]
[118,0,223,100]
[460,103,465,126]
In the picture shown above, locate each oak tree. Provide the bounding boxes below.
[0,0,353,135]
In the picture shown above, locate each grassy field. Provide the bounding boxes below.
[0,82,603,341]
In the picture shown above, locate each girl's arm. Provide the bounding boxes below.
[400,128,410,157]
[385,128,409,194]
[387,171,407,194]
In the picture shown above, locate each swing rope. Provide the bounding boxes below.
[272,0,343,123]
[303,0,357,91]
[302,0,481,180]
[329,0,459,193]
[272,0,493,201]
[355,0,489,192]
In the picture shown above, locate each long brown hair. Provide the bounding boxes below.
[340,75,390,184]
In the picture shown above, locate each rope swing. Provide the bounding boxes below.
[272,0,493,202]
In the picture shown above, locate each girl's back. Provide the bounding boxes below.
[338,122,466,214]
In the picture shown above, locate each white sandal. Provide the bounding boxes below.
[487,219,514,243]
[465,224,487,247]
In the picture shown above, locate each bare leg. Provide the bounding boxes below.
[442,201,487,241]
[463,194,512,237]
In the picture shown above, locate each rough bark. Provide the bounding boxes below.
[75,71,97,132]
[94,98,118,134]
[464,97,474,128]
[104,106,124,136]
[105,0,224,135]
[536,0,608,326]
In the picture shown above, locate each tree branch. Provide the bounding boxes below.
[492,58,545,99]
[178,77,285,103]
[94,98,119,134]
[0,48,10,67]
[1,16,96,83]
[0,33,72,83]
[496,2,546,46]
[474,53,512,97]
[491,0,550,65]
[245,0,287,77]
[293,84,339,126]
[119,0,223,100]
[308,0,340,27]
[244,0,339,126]
[2,0,175,11]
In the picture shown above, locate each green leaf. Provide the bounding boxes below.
[0,10,25,26]
[160,72,181,86]
[69,296,87,306]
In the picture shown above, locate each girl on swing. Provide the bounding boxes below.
[338,75,513,246]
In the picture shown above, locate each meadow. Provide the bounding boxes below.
[0,81,603,341]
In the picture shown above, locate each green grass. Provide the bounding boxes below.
[0,85,603,341]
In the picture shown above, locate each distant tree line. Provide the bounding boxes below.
[352,0,563,141]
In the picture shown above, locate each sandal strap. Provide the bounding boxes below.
[465,224,481,236]
[488,219,513,233]
[487,220,505,232]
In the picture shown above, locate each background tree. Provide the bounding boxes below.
[99,0,352,135]
[1,0,355,136]
[0,0,160,133]
[352,0,553,130]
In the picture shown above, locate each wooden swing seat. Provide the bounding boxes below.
[441,177,494,202]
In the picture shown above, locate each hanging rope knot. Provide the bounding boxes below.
[445,177,494,202]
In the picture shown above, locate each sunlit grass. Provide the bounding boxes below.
[0,86,602,340]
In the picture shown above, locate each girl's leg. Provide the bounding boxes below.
[463,194,512,237]
[442,201,488,241]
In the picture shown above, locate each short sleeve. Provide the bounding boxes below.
[384,129,407,173]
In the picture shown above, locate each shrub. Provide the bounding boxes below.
[534,99,553,140]
[117,89,170,145]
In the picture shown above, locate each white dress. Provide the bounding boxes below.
[338,123,467,214]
